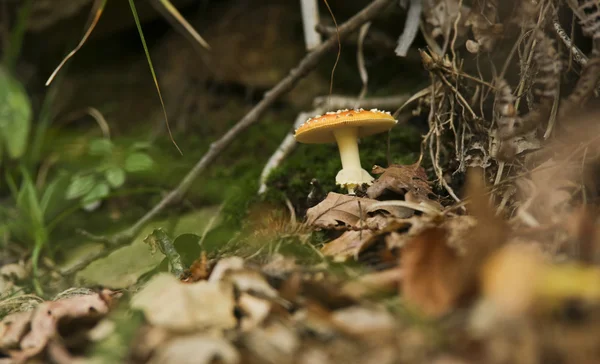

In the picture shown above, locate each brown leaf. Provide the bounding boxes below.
[465,0,503,52]
[238,293,271,331]
[401,227,465,316]
[131,273,237,333]
[306,192,413,229]
[240,321,300,363]
[385,214,444,250]
[480,244,544,318]
[400,169,506,317]
[341,267,403,299]
[3,292,111,361]
[367,163,434,201]
[0,311,32,350]
[186,251,210,282]
[149,335,240,364]
[330,306,396,337]
[321,230,378,261]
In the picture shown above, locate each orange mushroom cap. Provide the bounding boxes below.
[294,108,397,144]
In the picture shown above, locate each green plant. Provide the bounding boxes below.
[0,1,150,294]
[65,138,154,209]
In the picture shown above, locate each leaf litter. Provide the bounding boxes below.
[8,0,600,363]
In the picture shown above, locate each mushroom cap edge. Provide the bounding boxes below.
[294,108,397,144]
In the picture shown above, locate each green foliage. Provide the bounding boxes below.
[65,138,154,208]
[125,152,154,172]
[2,0,32,71]
[65,174,97,200]
[0,66,32,159]
[105,167,126,188]
[4,168,48,294]
[172,233,202,267]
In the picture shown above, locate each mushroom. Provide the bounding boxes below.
[294,108,397,194]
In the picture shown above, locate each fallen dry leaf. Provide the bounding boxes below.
[516,158,581,225]
[238,293,272,331]
[320,230,378,261]
[465,0,503,52]
[0,292,111,362]
[0,311,32,350]
[330,306,396,337]
[240,321,300,363]
[480,243,545,318]
[261,254,297,277]
[209,257,284,308]
[221,269,279,300]
[131,273,236,333]
[400,170,506,316]
[367,163,434,201]
[401,227,466,316]
[148,335,240,364]
[208,256,245,282]
[306,192,413,229]
[186,251,211,282]
[341,267,403,299]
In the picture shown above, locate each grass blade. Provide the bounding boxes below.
[128,0,182,155]
[151,0,211,50]
[3,0,32,72]
[45,0,107,86]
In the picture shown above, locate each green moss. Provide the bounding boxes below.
[264,124,423,209]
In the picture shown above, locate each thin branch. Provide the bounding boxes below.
[313,94,410,109]
[553,19,588,66]
[65,0,396,276]
[258,110,319,195]
[395,0,422,57]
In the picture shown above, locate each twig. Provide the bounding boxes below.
[316,24,397,51]
[258,111,318,194]
[300,0,322,50]
[395,0,422,57]
[313,94,410,109]
[356,22,371,103]
[66,0,396,276]
[553,19,588,66]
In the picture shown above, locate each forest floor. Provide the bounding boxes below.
[3,0,600,363]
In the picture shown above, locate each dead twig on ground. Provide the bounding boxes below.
[65,0,396,276]
[258,111,318,195]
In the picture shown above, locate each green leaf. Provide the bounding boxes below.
[66,174,96,200]
[105,166,126,188]
[16,166,47,296]
[88,138,113,156]
[130,141,152,150]
[16,169,44,229]
[82,182,110,205]
[124,152,153,172]
[173,233,202,267]
[0,67,32,159]
[40,171,71,218]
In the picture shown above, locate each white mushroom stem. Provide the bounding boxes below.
[333,128,374,194]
